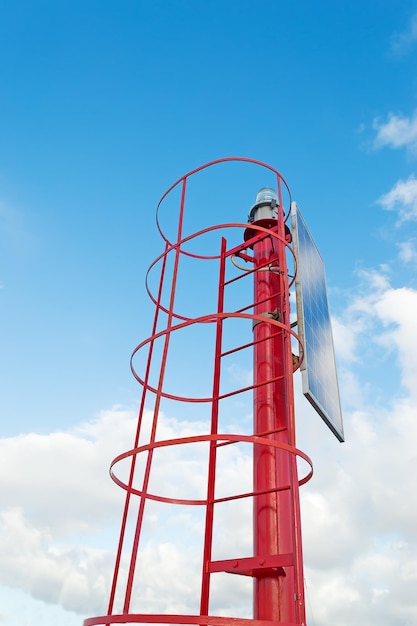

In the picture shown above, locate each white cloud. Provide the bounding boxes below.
[354,267,391,295]
[301,391,417,625]
[373,111,417,153]
[331,315,364,363]
[0,406,140,615]
[377,175,417,222]
[332,268,417,398]
[0,407,136,536]
[373,286,417,397]
[293,268,417,624]
[390,13,417,56]
[0,508,114,615]
[398,239,417,264]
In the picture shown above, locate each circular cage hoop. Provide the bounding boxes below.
[130,310,304,403]
[109,432,313,506]
[84,613,305,626]
[145,221,298,323]
[155,157,293,249]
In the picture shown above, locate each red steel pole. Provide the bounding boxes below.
[248,188,298,623]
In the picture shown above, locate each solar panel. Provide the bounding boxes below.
[291,202,344,442]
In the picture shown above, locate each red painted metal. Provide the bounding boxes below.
[84,158,311,626]
[249,190,305,623]
[84,615,302,626]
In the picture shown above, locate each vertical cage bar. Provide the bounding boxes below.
[200,237,227,615]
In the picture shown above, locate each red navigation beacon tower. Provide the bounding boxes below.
[84,157,343,626]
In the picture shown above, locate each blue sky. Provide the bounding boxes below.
[2,2,417,625]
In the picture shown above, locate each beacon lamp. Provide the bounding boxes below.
[244,186,280,244]
[248,186,279,223]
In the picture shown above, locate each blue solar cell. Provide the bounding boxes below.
[291,202,344,442]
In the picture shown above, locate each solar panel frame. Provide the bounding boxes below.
[291,202,344,442]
